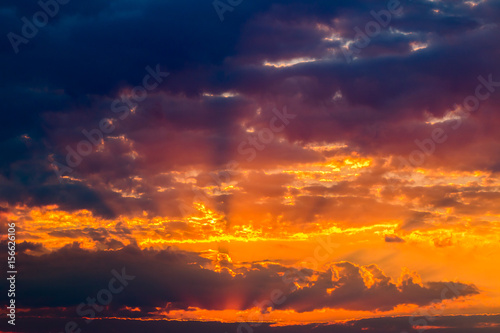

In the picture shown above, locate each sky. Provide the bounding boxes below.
[1,0,500,332]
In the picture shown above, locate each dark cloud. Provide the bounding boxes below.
[1,312,498,333]
[0,0,499,216]
[280,261,478,312]
[0,245,478,314]
[385,234,405,242]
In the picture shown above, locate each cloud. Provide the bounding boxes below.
[281,261,478,312]
[385,234,405,243]
[0,0,499,218]
[0,245,478,314]
[3,313,499,333]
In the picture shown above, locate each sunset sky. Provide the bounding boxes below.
[1,0,500,332]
